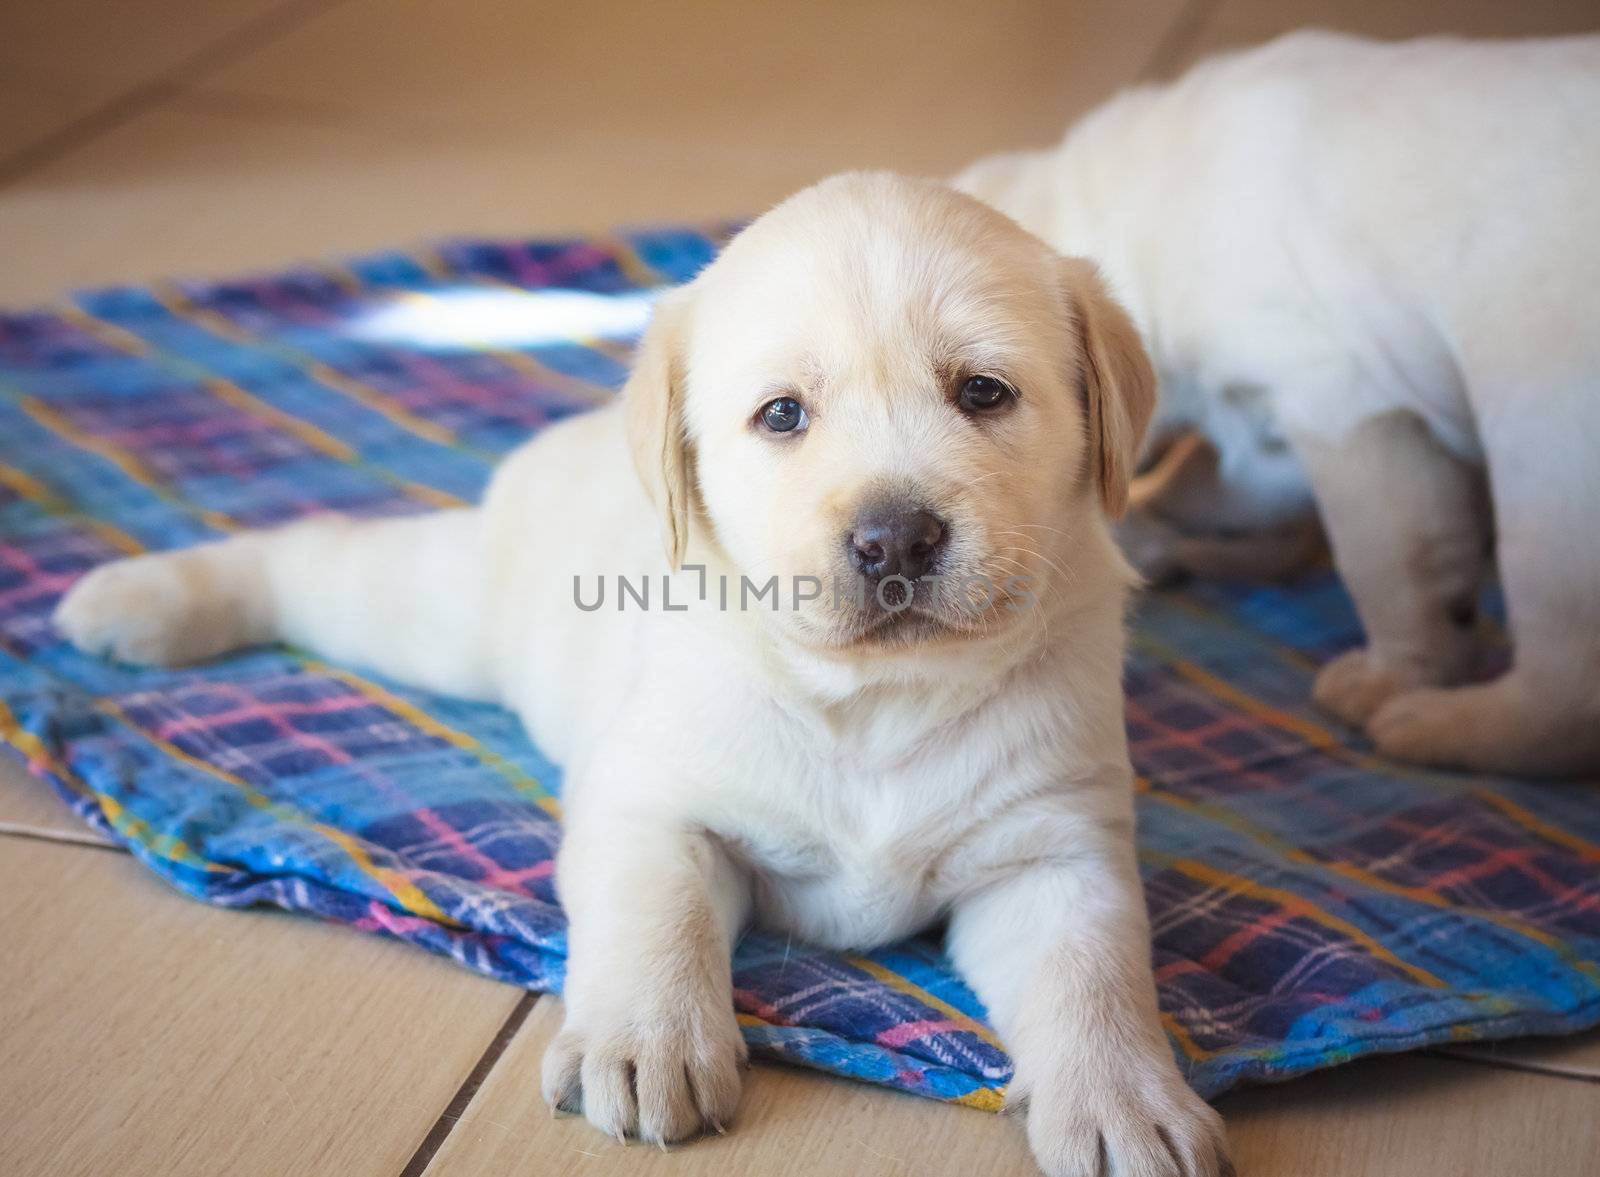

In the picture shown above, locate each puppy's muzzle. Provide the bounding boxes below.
[847,504,948,584]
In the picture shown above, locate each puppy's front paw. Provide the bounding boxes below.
[1366,684,1470,768]
[1367,681,1548,773]
[1312,648,1430,727]
[541,988,746,1146]
[1019,1054,1230,1177]
[55,554,238,667]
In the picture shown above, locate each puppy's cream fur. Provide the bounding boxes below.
[957,31,1600,775]
[56,174,1228,1177]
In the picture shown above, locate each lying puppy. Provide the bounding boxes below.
[957,31,1600,775]
[55,173,1229,1177]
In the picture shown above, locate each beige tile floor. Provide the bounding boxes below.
[2,2,1598,1174]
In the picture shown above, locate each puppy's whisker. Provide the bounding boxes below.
[1003,521,1077,543]
[981,552,1057,650]
[989,545,1070,606]
[995,536,1079,595]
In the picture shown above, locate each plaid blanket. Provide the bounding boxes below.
[2,230,1598,1110]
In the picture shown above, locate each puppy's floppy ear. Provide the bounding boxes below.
[624,288,694,568]
[1061,256,1157,518]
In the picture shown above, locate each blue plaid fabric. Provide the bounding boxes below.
[1,229,1597,1110]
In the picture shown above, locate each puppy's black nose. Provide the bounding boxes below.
[849,507,947,581]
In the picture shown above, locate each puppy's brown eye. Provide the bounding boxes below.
[759,397,808,434]
[959,375,1013,412]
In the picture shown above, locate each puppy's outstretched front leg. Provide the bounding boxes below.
[55,510,495,699]
[544,767,751,1145]
[1294,410,1490,727]
[948,811,1228,1177]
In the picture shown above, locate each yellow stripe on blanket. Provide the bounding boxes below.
[100,698,460,926]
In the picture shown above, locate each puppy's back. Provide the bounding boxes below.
[1170,33,1600,285]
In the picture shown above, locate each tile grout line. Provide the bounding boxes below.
[0,823,123,852]
[0,0,358,188]
[1425,1047,1600,1086]
[1139,0,1224,81]
[396,990,543,1177]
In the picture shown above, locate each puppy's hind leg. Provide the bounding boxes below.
[1295,410,1491,727]
[55,509,496,700]
[1370,391,1600,775]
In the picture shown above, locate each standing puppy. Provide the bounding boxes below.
[56,173,1229,1177]
[958,32,1600,775]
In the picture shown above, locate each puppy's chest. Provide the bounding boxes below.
[706,668,1084,949]
[718,769,1002,950]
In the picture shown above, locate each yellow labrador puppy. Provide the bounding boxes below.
[959,32,1600,775]
[55,173,1228,1177]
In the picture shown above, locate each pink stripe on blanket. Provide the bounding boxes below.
[878,1018,963,1048]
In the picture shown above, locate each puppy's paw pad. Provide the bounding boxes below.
[54,557,205,666]
[540,1006,745,1145]
[1312,648,1425,726]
